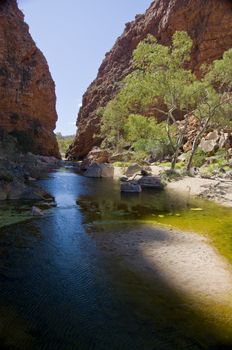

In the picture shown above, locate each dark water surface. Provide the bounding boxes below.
[0,168,232,350]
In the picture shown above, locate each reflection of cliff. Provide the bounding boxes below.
[0,0,59,157]
[68,0,232,160]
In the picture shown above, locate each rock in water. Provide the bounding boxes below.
[84,163,114,178]
[67,0,232,160]
[138,176,164,190]
[31,206,44,216]
[0,0,59,157]
[125,164,142,177]
[121,182,142,193]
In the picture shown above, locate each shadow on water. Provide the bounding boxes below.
[0,168,232,349]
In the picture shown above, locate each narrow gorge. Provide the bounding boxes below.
[1,1,232,349]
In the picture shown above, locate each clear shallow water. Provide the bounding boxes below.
[0,168,232,350]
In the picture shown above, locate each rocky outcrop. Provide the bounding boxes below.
[0,0,59,157]
[0,133,59,200]
[67,0,232,160]
[83,163,114,178]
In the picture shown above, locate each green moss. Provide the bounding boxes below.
[112,161,132,167]
[175,161,185,170]
[155,161,171,168]
[0,210,32,229]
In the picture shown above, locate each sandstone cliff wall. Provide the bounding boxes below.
[68,0,232,159]
[0,0,60,157]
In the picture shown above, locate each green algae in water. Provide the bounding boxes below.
[78,186,232,346]
[79,188,232,264]
[0,203,32,229]
[147,195,232,265]
[1,171,232,349]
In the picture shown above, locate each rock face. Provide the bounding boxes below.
[0,0,60,157]
[67,0,232,160]
[0,133,59,200]
[84,163,114,178]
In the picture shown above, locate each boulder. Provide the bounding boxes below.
[110,151,134,162]
[113,167,125,178]
[120,176,129,182]
[225,170,232,179]
[84,163,114,178]
[121,182,142,193]
[125,164,142,177]
[31,206,44,216]
[138,176,164,189]
[81,147,111,170]
[100,164,114,178]
[228,149,232,157]
[218,133,229,149]
[84,163,102,178]
[199,138,218,153]
[205,130,219,141]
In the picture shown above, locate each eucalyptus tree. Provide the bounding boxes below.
[101,32,232,171]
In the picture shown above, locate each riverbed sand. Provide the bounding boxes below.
[91,224,232,305]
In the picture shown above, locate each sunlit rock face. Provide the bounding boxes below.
[0,0,60,157]
[67,0,232,160]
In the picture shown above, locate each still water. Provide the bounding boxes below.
[0,168,232,350]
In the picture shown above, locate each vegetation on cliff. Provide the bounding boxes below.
[100,32,232,172]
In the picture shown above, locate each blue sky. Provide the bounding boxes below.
[18,0,151,135]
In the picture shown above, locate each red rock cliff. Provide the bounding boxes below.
[67,0,232,160]
[0,0,60,157]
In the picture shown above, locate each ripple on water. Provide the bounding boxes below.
[0,169,232,349]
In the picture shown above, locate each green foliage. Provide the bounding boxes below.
[56,133,74,156]
[191,149,206,168]
[100,98,128,151]
[112,161,132,167]
[205,49,232,91]
[131,31,195,113]
[125,114,174,161]
[215,148,228,159]
[125,114,164,149]
[100,31,232,171]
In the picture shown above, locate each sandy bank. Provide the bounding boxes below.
[91,224,232,306]
[167,176,232,207]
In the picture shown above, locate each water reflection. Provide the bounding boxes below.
[0,169,231,349]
